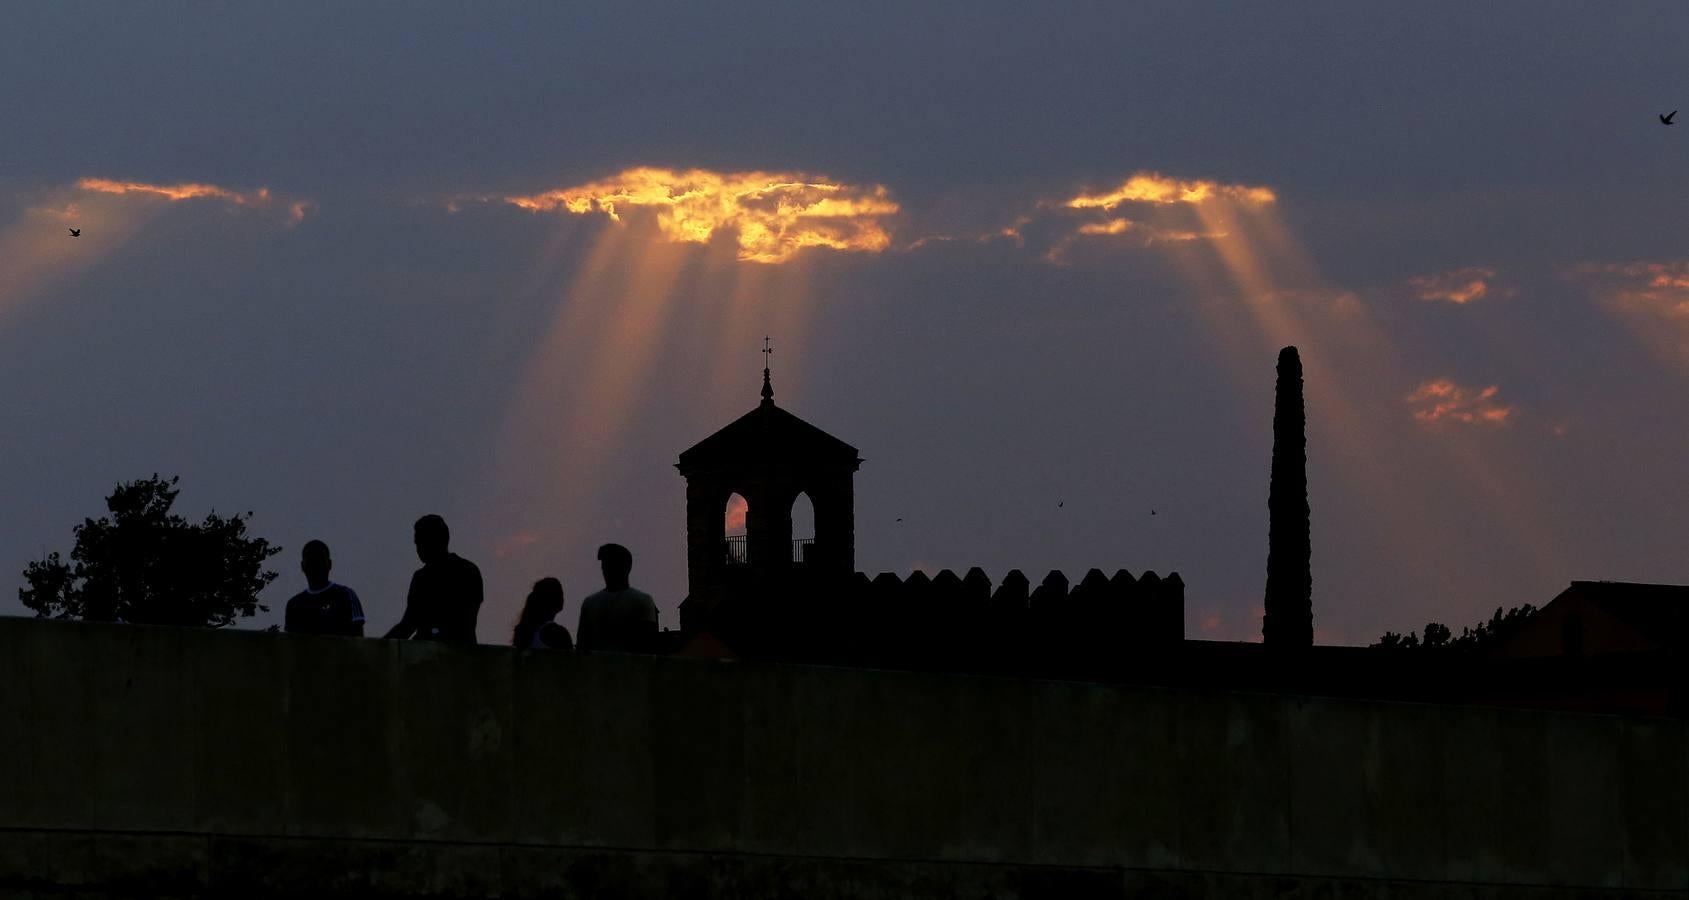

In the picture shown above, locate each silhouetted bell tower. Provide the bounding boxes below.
[676,344,862,597]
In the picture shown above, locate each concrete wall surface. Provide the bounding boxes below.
[0,617,1685,899]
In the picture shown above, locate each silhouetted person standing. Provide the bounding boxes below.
[284,540,367,636]
[384,514,483,643]
[576,543,657,653]
[512,577,573,650]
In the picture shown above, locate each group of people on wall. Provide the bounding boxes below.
[282,514,658,653]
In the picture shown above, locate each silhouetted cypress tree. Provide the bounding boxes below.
[1263,346,1312,646]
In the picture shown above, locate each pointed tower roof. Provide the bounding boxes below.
[676,368,861,476]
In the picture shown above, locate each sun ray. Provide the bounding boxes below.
[0,189,160,322]
[476,194,832,606]
[1569,260,1689,375]
[564,237,695,464]
[1178,191,1576,602]
[0,176,310,323]
[705,262,792,402]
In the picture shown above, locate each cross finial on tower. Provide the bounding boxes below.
[760,336,775,405]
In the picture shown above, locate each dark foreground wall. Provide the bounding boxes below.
[0,617,1684,899]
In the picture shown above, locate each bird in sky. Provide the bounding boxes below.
[1057,501,1063,508]
[895,517,903,523]
[1150,509,1157,516]
[67,228,80,237]
[1663,110,1677,125]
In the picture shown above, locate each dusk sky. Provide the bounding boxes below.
[4,4,1688,644]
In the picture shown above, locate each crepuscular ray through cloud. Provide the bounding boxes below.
[0,175,312,320]
[500,167,898,264]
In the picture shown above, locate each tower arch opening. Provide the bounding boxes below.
[724,492,749,566]
[791,491,815,565]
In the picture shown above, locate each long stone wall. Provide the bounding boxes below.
[0,616,1684,899]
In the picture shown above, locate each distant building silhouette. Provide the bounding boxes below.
[1489,581,1689,659]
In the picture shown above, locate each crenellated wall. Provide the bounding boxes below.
[855,565,1184,639]
[0,615,1684,899]
[682,565,1183,672]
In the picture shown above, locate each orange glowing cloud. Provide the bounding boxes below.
[503,167,899,264]
[1569,260,1689,316]
[74,176,310,225]
[78,177,267,206]
[1033,171,1267,263]
[1406,380,1515,426]
[1076,217,1133,236]
[1147,228,1219,243]
[993,216,1032,245]
[1567,260,1689,371]
[1065,172,1276,211]
[1042,216,1229,263]
[0,176,312,322]
[1408,267,1498,304]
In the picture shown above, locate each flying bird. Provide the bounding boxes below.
[1150,509,1157,516]
[68,228,80,237]
[1663,111,1677,125]
[1057,501,1063,508]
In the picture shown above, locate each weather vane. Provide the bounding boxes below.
[762,335,773,370]
[760,336,775,404]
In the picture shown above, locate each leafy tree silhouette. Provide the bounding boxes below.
[1373,604,1538,651]
[20,475,280,627]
